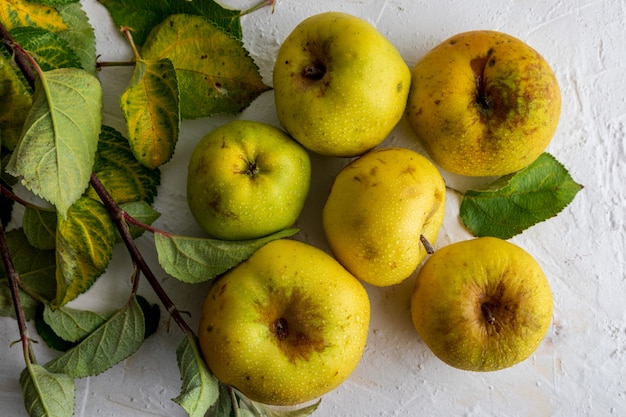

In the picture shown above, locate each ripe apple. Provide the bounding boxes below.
[198,239,370,406]
[186,120,310,240]
[273,12,411,157]
[411,237,553,371]
[406,30,561,176]
[323,147,446,286]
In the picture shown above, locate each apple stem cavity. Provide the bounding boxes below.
[271,317,289,341]
[481,302,497,326]
[470,56,495,115]
[302,63,326,80]
[243,161,260,178]
[420,234,435,254]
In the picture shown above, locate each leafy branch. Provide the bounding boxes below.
[0,1,310,415]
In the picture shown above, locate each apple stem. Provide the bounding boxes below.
[420,234,435,254]
[481,302,497,325]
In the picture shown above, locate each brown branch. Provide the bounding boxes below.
[89,173,195,338]
[0,221,36,364]
[0,21,37,89]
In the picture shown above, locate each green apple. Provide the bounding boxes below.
[198,239,370,406]
[406,30,561,176]
[273,12,411,157]
[186,120,310,241]
[411,237,553,371]
[323,147,446,286]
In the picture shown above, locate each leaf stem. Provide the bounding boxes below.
[0,183,54,212]
[240,0,276,16]
[120,26,141,61]
[0,221,36,365]
[89,173,195,338]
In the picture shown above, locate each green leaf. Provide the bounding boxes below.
[118,201,161,240]
[5,68,102,218]
[173,336,219,417]
[45,296,146,377]
[35,304,80,352]
[155,229,298,284]
[141,14,269,119]
[43,303,113,343]
[0,228,56,304]
[120,57,180,169]
[27,0,80,5]
[97,0,242,46]
[23,207,57,250]
[460,153,583,239]
[0,53,32,150]
[56,2,98,74]
[10,26,82,70]
[0,281,40,320]
[20,364,75,417]
[90,125,161,205]
[207,383,234,417]
[54,196,116,307]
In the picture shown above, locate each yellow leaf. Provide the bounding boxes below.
[1,0,68,32]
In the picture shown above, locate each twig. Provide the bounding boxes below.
[0,21,37,90]
[89,173,195,338]
[0,221,36,365]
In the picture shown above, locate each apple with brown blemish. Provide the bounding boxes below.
[198,239,370,405]
[406,30,561,176]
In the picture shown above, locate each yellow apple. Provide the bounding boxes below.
[273,12,411,157]
[323,147,446,286]
[406,30,561,176]
[411,237,554,371]
[186,120,310,240]
[198,239,370,406]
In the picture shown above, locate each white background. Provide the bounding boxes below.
[2,0,625,416]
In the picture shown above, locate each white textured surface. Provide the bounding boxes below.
[2,0,625,416]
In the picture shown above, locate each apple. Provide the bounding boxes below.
[411,237,553,371]
[405,30,561,176]
[323,147,446,286]
[273,12,411,157]
[186,120,310,240]
[197,239,370,406]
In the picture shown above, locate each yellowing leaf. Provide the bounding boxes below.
[141,14,269,119]
[54,196,115,307]
[0,53,32,150]
[90,125,161,205]
[120,58,180,169]
[6,67,102,217]
[1,0,68,32]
